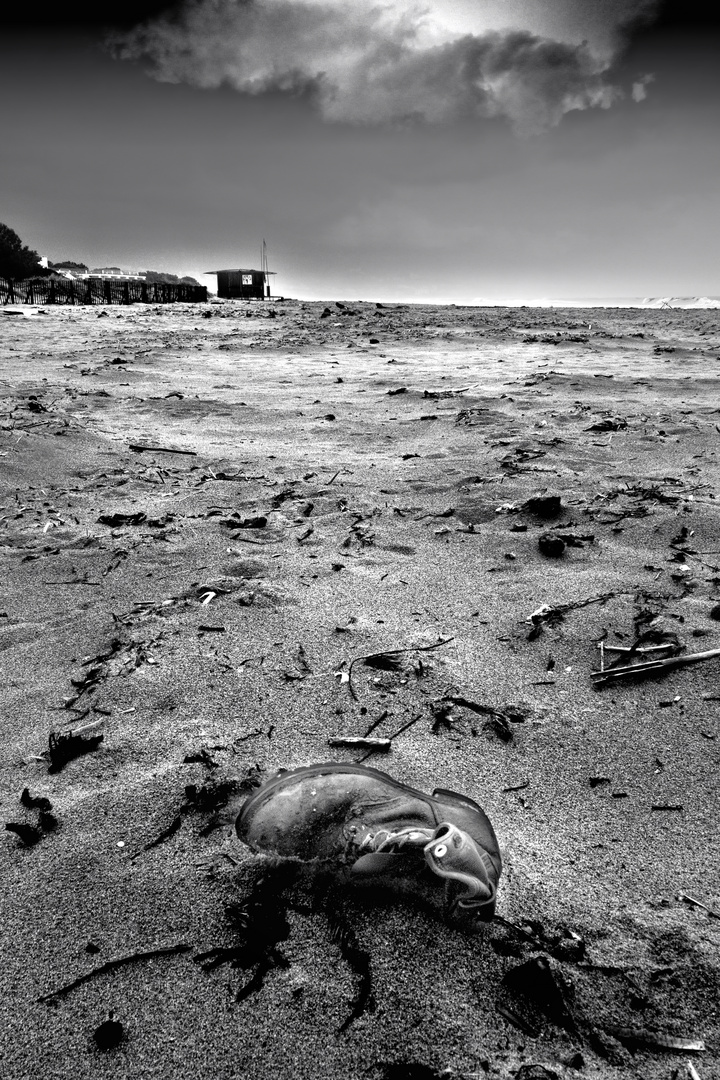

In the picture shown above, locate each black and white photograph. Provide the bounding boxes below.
[1,2,719,1078]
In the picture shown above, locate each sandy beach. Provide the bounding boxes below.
[1,299,719,1080]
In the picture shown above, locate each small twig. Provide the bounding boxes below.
[129,444,197,456]
[228,535,280,545]
[130,814,183,859]
[385,713,423,741]
[355,714,422,763]
[43,579,101,586]
[361,710,388,738]
[38,944,192,1002]
[677,892,720,919]
[591,646,720,684]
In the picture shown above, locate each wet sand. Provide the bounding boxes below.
[1,299,719,1079]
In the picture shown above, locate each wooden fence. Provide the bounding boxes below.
[0,277,208,306]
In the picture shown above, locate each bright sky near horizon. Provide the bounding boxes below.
[1,1,718,303]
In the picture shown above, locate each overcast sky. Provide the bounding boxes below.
[1,1,718,302]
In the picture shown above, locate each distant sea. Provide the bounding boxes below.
[526,296,720,309]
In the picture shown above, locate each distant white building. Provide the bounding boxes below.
[52,266,147,282]
[88,267,147,281]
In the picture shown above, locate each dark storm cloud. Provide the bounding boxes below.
[0,1,179,29]
[107,0,668,132]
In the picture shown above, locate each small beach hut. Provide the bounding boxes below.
[206,269,270,300]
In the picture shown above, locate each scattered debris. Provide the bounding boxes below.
[47,718,105,773]
[527,591,624,640]
[436,696,530,743]
[340,637,454,699]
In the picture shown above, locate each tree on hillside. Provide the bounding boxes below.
[50,261,89,271]
[0,223,48,280]
[143,269,201,286]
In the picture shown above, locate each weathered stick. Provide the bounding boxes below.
[591,646,720,684]
[603,644,678,655]
[38,943,192,1002]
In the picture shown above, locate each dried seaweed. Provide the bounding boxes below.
[5,822,42,846]
[325,899,375,1032]
[38,944,192,1002]
[341,637,454,699]
[502,954,578,1033]
[195,863,297,1001]
[437,696,529,743]
[48,720,104,773]
[20,788,52,812]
